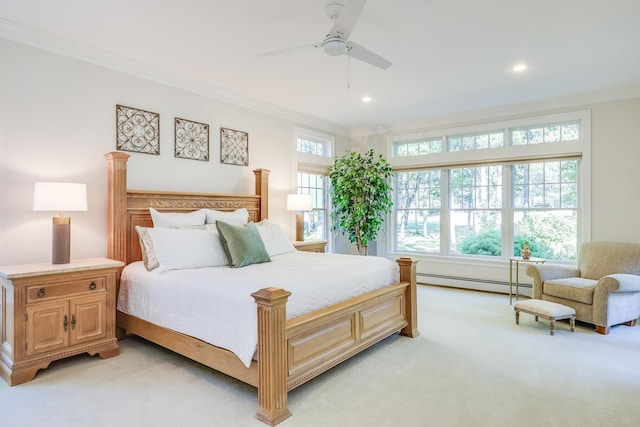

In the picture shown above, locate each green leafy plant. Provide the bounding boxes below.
[329,149,393,255]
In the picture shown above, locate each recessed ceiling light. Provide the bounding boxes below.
[362,96,372,104]
[513,64,528,72]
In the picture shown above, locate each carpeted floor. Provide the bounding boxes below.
[1,285,639,427]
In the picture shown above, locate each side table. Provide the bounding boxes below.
[292,240,327,253]
[0,257,123,386]
[509,256,545,304]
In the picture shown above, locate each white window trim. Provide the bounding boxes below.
[295,127,334,160]
[386,110,592,261]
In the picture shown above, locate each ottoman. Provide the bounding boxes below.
[514,299,576,335]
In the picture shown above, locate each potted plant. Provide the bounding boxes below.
[329,148,393,255]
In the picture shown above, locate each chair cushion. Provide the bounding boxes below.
[543,277,596,304]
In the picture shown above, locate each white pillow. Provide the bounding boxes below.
[256,220,296,256]
[146,227,229,271]
[204,208,249,226]
[150,207,206,227]
[135,226,160,271]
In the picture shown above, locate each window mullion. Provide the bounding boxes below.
[441,169,450,255]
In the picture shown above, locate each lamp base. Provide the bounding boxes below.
[295,213,304,242]
[52,217,71,264]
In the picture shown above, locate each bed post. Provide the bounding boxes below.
[253,168,270,221]
[105,152,130,264]
[397,258,419,338]
[251,287,292,426]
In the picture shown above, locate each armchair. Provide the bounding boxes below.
[526,241,640,334]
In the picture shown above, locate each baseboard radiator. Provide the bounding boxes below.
[416,272,532,297]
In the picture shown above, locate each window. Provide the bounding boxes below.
[394,137,443,157]
[511,121,580,145]
[449,165,502,255]
[297,134,332,157]
[297,172,327,241]
[390,112,588,262]
[295,128,333,242]
[449,131,504,151]
[512,160,578,260]
[396,170,441,252]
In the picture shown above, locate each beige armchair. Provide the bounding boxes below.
[526,241,640,334]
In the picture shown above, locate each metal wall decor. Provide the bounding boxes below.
[175,117,209,161]
[220,127,249,166]
[116,105,160,155]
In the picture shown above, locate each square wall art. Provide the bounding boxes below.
[116,104,160,155]
[220,127,248,166]
[175,117,209,161]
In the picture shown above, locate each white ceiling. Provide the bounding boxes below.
[2,0,640,131]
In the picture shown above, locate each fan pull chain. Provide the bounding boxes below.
[347,47,351,89]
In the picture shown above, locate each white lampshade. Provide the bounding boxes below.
[33,182,88,213]
[286,194,312,211]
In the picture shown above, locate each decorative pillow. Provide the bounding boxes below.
[146,227,229,271]
[256,219,296,256]
[135,226,160,271]
[150,207,206,227]
[204,208,249,226]
[215,221,271,268]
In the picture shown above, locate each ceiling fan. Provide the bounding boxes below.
[259,0,392,70]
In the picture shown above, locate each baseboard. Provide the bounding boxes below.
[417,273,532,297]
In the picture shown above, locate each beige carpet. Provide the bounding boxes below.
[2,285,640,427]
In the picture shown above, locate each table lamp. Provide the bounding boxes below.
[286,194,312,241]
[33,182,88,264]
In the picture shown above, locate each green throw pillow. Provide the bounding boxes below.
[215,221,271,268]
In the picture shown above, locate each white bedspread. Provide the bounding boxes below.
[117,251,399,367]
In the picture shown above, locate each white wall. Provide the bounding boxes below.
[0,38,349,265]
[352,96,640,292]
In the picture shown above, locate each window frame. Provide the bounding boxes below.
[387,110,591,262]
[295,128,334,244]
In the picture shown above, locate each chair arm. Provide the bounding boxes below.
[526,264,581,299]
[593,274,640,326]
[596,274,640,294]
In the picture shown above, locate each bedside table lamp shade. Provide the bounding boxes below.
[287,194,312,242]
[33,182,88,264]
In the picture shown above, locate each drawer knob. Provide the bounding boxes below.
[38,288,46,298]
[89,281,97,290]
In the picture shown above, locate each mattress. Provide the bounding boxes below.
[117,251,399,367]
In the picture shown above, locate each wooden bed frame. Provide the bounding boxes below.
[105,152,418,426]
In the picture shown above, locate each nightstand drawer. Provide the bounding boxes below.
[26,277,106,302]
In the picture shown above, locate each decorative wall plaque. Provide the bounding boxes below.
[175,117,209,161]
[220,127,249,166]
[116,105,160,155]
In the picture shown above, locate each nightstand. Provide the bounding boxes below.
[0,257,124,386]
[292,240,328,253]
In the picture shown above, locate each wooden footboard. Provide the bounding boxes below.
[252,257,418,426]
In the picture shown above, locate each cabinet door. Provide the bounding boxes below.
[26,301,69,357]
[70,293,107,346]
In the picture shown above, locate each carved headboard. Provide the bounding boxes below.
[105,152,270,266]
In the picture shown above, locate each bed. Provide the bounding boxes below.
[105,151,418,426]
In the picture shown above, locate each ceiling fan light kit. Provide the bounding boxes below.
[323,37,346,56]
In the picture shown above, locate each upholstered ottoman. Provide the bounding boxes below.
[514,299,576,335]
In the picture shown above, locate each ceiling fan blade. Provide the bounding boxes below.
[328,0,367,40]
[258,43,317,57]
[347,40,392,70]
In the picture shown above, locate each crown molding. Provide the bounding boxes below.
[351,85,640,138]
[0,18,349,137]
